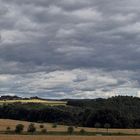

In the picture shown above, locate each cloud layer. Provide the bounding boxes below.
[0,0,140,98]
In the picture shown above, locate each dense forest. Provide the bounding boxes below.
[0,96,140,128]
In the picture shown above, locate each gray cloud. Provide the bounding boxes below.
[0,0,140,98]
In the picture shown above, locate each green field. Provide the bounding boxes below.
[0,99,67,106]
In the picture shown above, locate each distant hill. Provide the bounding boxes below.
[0,95,46,100]
[0,95,62,101]
[0,95,22,100]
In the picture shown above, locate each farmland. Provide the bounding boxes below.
[0,119,140,135]
[0,99,67,106]
[0,119,140,140]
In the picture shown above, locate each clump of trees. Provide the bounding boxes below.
[104,123,110,133]
[67,126,74,135]
[15,124,24,133]
[27,123,36,133]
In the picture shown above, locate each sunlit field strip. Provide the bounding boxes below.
[0,135,140,140]
[0,99,67,105]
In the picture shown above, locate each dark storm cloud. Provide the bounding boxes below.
[0,0,140,98]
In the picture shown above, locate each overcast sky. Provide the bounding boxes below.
[0,0,140,98]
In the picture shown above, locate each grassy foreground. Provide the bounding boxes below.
[0,135,140,140]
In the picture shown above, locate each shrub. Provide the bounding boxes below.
[52,123,57,128]
[39,124,44,128]
[15,124,24,133]
[6,126,11,132]
[79,129,86,135]
[41,128,47,134]
[27,123,36,133]
[67,126,74,135]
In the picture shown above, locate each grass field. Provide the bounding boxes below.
[0,99,67,106]
[0,135,140,140]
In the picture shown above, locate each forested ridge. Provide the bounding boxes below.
[0,96,140,128]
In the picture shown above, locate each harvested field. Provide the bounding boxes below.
[0,135,140,140]
[0,119,140,135]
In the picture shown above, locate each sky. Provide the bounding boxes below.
[0,0,140,99]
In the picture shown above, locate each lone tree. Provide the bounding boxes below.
[94,122,101,133]
[27,123,36,133]
[104,123,110,134]
[15,124,24,133]
[134,122,139,134]
[67,126,74,135]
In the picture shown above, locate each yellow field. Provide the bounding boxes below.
[0,99,67,106]
[0,119,140,135]
[0,135,140,140]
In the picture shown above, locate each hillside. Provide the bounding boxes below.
[0,96,140,128]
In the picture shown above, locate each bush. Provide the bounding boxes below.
[6,126,11,132]
[27,123,36,133]
[39,124,44,128]
[75,125,78,128]
[15,124,24,133]
[79,129,86,135]
[67,126,74,135]
[41,128,47,134]
[52,123,57,128]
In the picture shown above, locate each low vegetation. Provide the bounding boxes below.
[15,124,24,133]
[67,126,74,135]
